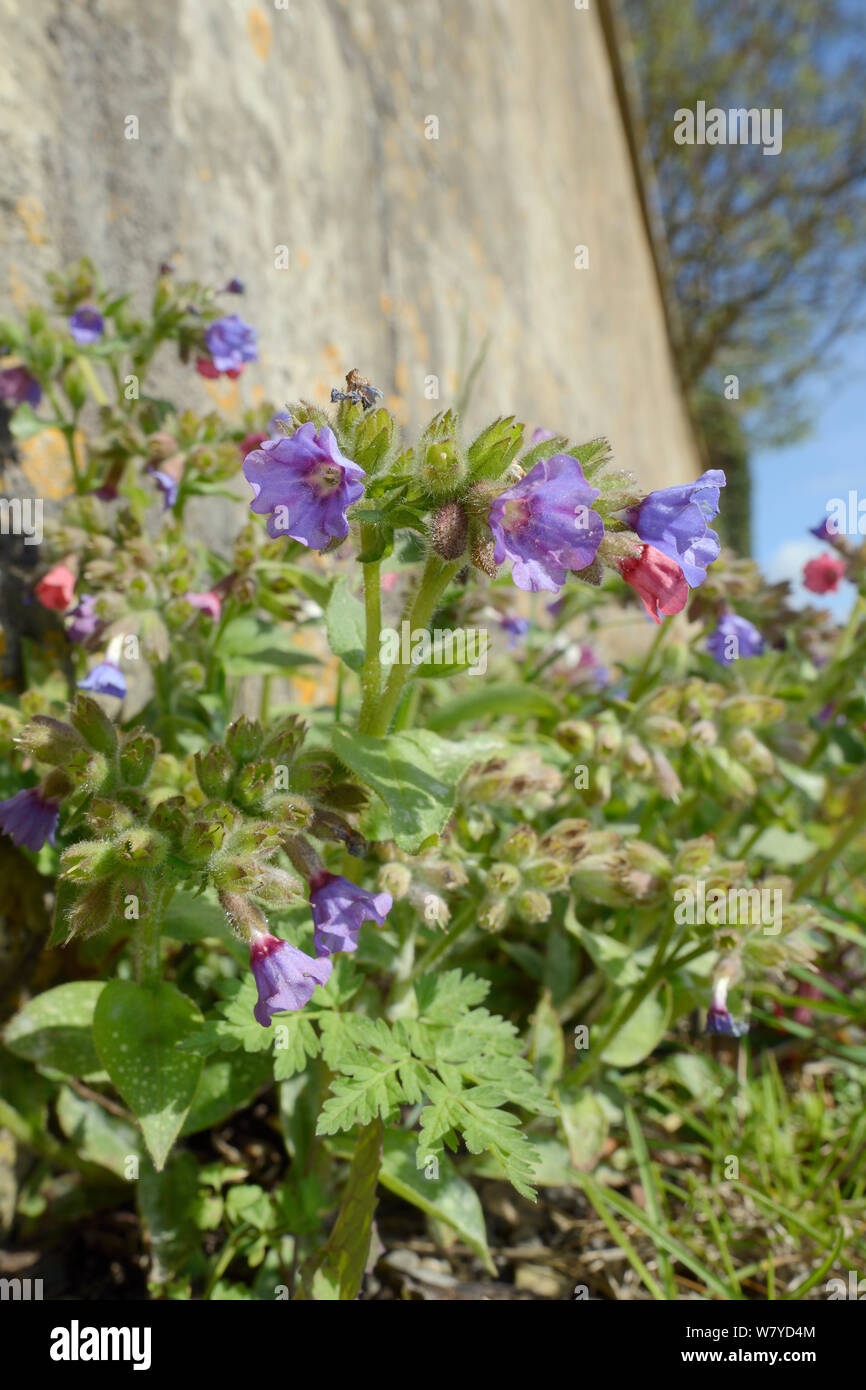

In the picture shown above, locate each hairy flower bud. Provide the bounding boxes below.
[487,861,521,895]
[419,440,466,500]
[642,714,687,748]
[469,535,498,578]
[729,728,775,776]
[195,744,235,799]
[515,889,552,923]
[622,735,651,775]
[225,715,263,763]
[17,716,84,765]
[554,720,595,754]
[501,824,538,862]
[378,862,412,900]
[70,693,118,756]
[119,731,158,787]
[651,750,682,801]
[675,836,715,874]
[430,500,469,560]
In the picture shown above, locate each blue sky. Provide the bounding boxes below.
[752,334,866,619]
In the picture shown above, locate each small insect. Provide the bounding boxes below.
[330,368,384,411]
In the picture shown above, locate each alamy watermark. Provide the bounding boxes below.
[674,881,782,935]
[0,497,43,545]
[379,621,488,676]
[674,102,782,156]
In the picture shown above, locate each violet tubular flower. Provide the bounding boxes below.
[0,366,42,408]
[627,469,726,588]
[309,873,393,957]
[487,454,604,593]
[66,594,100,644]
[706,612,764,666]
[0,787,60,852]
[69,305,104,345]
[204,314,258,373]
[78,661,127,699]
[705,976,748,1038]
[243,422,366,548]
[249,928,332,1026]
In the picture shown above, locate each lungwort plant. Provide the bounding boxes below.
[1,261,864,1299]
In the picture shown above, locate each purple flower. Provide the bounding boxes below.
[223,278,245,295]
[627,469,726,588]
[810,516,840,541]
[66,594,100,644]
[268,409,293,437]
[0,787,60,852]
[78,661,126,699]
[69,305,104,345]
[705,976,748,1038]
[488,454,604,593]
[204,314,258,373]
[706,612,764,666]
[149,468,179,509]
[530,428,556,444]
[243,422,366,547]
[500,615,529,650]
[0,366,42,408]
[249,928,332,1026]
[309,873,393,957]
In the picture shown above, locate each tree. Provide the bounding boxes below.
[622,0,866,549]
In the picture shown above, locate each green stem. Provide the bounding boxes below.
[793,771,866,896]
[628,619,671,701]
[409,900,476,981]
[358,527,383,732]
[364,551,460,737]
[46,387,83,493]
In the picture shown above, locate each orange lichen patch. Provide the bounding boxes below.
[246,5,272,61]
[8,268,32,312]
[295,248,310,269]
[251,383,266,405]
[19,430,80,498]
[380,292,394,316]
[197,166,213,181]
[203,378,242,417]
[16,196,47,246]
[323,343,342,370]
[394,362,410,396]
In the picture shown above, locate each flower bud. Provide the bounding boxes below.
[195,744,235,799]
[525,857,570,890]
[501,824,538,862]
[419,440,466,500]
[730,729,775,776]
[705,746,756,801]
[675,837,715,873]
[622,735,651,775]
[651,750,682,801]
[515,889,552,923]
[594,718,622,757]
[539,819,590,858]
[487,861,521,894]
[479,898,508,932]
[469,536,498,578]
[572,853,631,907]
[378,862,412,900]
[584,765,612,806]
[690,719,717,747]
[642,714,687,748]
[718,694,786,728]
[119,731,158,787]
[17,716,84,765]
[225,716,263,763]
[554,720,595,754]
[430,500,469,560]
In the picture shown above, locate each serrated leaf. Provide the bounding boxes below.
[93,981,203,1170]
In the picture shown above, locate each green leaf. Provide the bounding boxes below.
[529,989,565,1090]
[5,982,104,1078]
[557,1086,608,1171]
[297,1118,382,1300]
[138,1152,200,1284]
[93,981,204,1170]
[325,577,366,672]
[55,1086,140,1178]
[9,403,55,440]
[380,1129,494,1273]
[219,616,318,676]
[750,826,817,867]
[181,1050,272,1135]
[426,683,560,730]
[563,916,654,988]
[331,727,497,853]
[601,984,672,1068]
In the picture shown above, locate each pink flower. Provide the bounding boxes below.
[35,563,76,612]
[185,590,223,621]
[618,543,688,623]
[803,554,846,594]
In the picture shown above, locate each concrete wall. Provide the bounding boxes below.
[1,0,701,486]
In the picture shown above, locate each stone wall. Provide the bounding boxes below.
[1,0,701,484]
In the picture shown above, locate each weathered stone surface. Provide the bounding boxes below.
[1,0,700,487]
